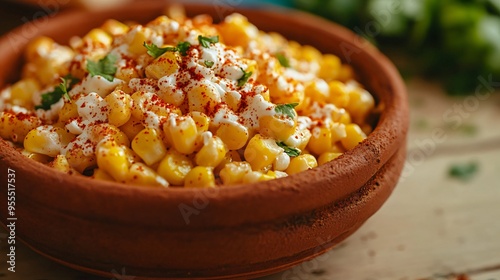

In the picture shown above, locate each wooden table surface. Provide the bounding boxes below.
[2,3,500,280]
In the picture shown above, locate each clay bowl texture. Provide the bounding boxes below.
[0,2,408,279]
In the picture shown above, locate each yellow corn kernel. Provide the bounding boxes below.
[188,111,210,133]
[284,127,311,151]
[241,170,265,183]
[338,64,355,82]
[330,122,347,142]
[259,115,296,142]
[65,146,96,174]
[318,54,341,80]
[301,45,322,62]
[145,51,180,79]
[23,126,63,157]
[307,126,332,156]
[187,82,220,114]
[338,111,352,125]
[166,116,198,155]
[96,139,130,182]
[115,66,141,85]
[220,161,252,185]
[127,162,168,187]
[184,166,215,188]
[58,101,79,123]
[318,152,342,165]
[21,149,52,164]
[48,155,71,173]
[91,124,130,147]
[157,150,193,186]
[216,122,249,150]
[286,154,318,175]
[9,78,40,108]
[127,26,151,55]
[244,134,282,171]
[165,4,186,22]
[101,19,130,36]
[195,136,228,168]
[269,80,305,107]
[131,128,167,166]
[92,168,114,181]
[119,115,145,141]
[218,13,258,47]
[304,80,329,105]
[131,91,175,120]
[0,112,41,143]
[83,28,113,48]
[341,124,367,150]
[328,81,350,108]
[24,36,54,62]
[347,88,375,124]
[105,89,132,127]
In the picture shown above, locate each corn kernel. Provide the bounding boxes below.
[0,112,41,143]
[21,149,51,164]
[307,126,332,156]
[131,128,167,166]
[244,134,282,171]
[10,78,40,108]
[101,19,130,36]
[220,161,252,185]
[341,124,367,150]
[318,152,342,165]
[184,166,215,188]
[286,154,318,175]
[328,81,350,108]
[127,162,168,187]
[65,147,96,174]
[58,101,79,124]
[218,13,258,47]
[105,89,132,127]
[188,111,210,132]
[318,54,341,80]
[119,115,145,141]
[187,82,220,114]
[127,26,151,55]
[96,139,130,182]
[91,123,130,147]
[92,168,114,181]
[48,155,71,173]
[145,51,180,79]
[83,28,113,49]
[166,116,198,155]
[195,136,228,168]
[24,36,53,62]
[259,114,296,142]
[216,122,249,150]
[347,88,375,124]
[157,150,193,186]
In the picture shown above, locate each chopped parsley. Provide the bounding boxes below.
[449,162,479,181]
[275,103,299,119]
[198,35,219,48]
[143,41,191,58]
[237,67,253,87]
[86,54,118,82]
[35,75,79,110]
[276,53,290,68]
[277,142,301,157]
[204,60,215,68]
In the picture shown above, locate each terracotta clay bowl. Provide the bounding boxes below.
[0,2,408,279]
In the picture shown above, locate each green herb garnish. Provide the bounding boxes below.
[143,42,177,58]
[86,54,118,82]
[277,142,301,157]
[143,41,191,58]
[237,67,253,87]
[198,35,219,48]
[276,53,290,68]
[449,162,479,181]
[275,103,299,119]
[204,60,215,68]
[35,75,79,110]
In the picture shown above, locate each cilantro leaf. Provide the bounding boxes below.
[86,54,118,82]
[277,142,301,157]
[176,41,191,56]
[198,35,219,48]
[204,60,215,68]
[237,67,253,87]
[35,75,80,110]
[449,162,479,182]
[143,42,176,58]
[276,53,290,68]
[275,103,299,119]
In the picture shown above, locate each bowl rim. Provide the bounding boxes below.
[0,1,408,228]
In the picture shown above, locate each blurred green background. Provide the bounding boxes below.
[2,0,500,95]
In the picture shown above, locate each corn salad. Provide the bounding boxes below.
[0,8,375,188]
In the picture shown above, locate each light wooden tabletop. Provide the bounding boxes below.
[1,4,500,280]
